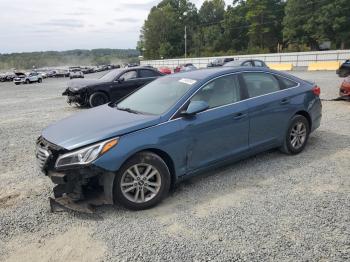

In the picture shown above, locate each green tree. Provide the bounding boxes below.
[193,0,226,55]
[283,0,326,50]
[314,0,350,49]
[221,0,249,53]
[246,0,285,52]
[142,0,198,59]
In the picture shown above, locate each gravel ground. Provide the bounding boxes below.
[0,71,349,261]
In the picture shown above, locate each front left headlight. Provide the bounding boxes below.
[55,138,118,168]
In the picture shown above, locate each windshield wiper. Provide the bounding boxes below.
[117,106,141,114]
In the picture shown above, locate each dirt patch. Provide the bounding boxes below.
[0,193,20,208]
[3,227,106,262]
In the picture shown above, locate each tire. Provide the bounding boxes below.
[38,78,42,83]
[88,92,108,107]
[113,151,171,210]
[25,79,30,84]
[280,115,310,155]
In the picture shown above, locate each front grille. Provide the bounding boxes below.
[36,144,50,170]
[35,137,63,171]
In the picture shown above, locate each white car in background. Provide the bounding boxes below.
[13,72,43,85]
[69,67,84,79]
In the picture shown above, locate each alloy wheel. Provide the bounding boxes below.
[120,164,161,203]
[290,122,307,149]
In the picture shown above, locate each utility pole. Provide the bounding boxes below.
[184,26,187,59]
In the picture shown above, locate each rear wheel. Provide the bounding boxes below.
[113,152,171,210]
[88,92,108,107]
[280,115,310,155]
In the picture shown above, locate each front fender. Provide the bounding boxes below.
[93,119,185,176]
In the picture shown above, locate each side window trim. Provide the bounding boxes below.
[169,71,300,121]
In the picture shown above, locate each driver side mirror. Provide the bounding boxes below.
[182,100,209,117]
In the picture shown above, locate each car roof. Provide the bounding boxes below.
[167,67,268,79]
[166,66,302,84]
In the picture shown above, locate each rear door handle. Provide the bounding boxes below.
[233,112,247,120]
[280,98,290,105]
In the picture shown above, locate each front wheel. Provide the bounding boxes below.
[38,78,42,83]
[113,152,171,210]
[88,92,108,107]
[25,79,30,84]
[280,115,310,155]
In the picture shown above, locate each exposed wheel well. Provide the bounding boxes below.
[295,111,312,129]
[133,148,177,189]
[91,90,110,100]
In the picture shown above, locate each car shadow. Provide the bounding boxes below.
[71,129,350,219]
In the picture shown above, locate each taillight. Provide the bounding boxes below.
[312,86,321,96]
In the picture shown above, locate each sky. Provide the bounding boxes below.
[0,0,232,54]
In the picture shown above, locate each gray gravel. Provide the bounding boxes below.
[0,71,349,261]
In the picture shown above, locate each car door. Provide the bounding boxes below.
[179,74,250,172]
[29,73,37,82]
[110,70,138,100]
[241,72,296,151]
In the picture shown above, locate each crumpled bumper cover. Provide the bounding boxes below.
[47,166,115,213]
[62,88,88,105]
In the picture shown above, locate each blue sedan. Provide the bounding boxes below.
[36,67,322,211]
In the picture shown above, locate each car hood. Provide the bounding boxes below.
[67,79,106,91]
[42,104,162,150]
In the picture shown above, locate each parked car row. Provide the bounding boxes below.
[147,59,268,76]
[0,72,16,82]
[37,65,322,212]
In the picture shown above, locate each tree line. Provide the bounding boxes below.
[0,49,139,70]
[137,0,350,59]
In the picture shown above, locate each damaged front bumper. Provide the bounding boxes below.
[36,137,115,213]
[62,88,88,106]
[48,167,114,213]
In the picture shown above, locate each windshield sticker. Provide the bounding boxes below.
[179,78,197,85]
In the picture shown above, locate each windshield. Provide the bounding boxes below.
[115,77,197,115]
[223,60,243,67]
[99,69,122,82]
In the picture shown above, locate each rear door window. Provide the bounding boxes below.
[242,72,281,98]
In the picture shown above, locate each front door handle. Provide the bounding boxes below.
[233,112,247,120]
[280,98,290,105]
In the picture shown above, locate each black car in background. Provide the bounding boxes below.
[336,60,350,77]
[63,67,164,107]
[223,59,268,68]
[207,57,235,67]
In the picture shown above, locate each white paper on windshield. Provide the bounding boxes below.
[179,78,197,85]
